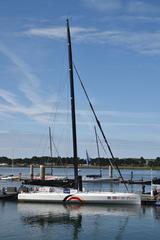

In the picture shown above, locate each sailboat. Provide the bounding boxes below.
[82,126,119,183]
[18,19,140,205]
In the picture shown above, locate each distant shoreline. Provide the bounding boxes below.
[0,164,160,170]
[1,156,160,169]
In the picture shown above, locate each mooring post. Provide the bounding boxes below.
[30,164,34,180]
[109,165,113,178]
[40,165,45,180]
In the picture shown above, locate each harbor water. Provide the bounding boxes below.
[0,167,160,240]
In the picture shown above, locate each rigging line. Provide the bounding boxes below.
[73,64,129,192]
[51,134,66,170]
[52,39,67,127]
[97,134,115,170]
[49,40,68,155]
[51,137,64,166]
[97,133,118,178]
[51,71,69,156]
[40,133,49,157]
[51,136,60,157]
[94,125,102,176]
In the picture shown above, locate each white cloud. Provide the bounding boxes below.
[76,30,160,55]
[25,27,66,39]
[24,26,96,40]
[0,89,18,106]
[0,42,42,104]
[23,24,160,55]
[127,1,159,14]
[0,42,59,124]
[82,0,121,11]
[0,90,55,124]
[82,0,160,14]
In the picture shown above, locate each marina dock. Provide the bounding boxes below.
[141,193,160,206]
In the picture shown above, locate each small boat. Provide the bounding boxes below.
[82,169,118,183]
[82,175,119,183]
[1,174,20,181]
[18,19,140,205]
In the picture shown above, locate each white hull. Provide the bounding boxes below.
[18,188,140,205]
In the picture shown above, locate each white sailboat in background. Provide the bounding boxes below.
[82,126,119,183]
[18,19,140,205]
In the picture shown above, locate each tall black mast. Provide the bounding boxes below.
[66,19,78,189]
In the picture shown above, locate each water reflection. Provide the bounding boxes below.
[115,217,129,240]
[18,203,140,218]
[18,203,141,240]
[18,203,83,240]
[154,207,160,221]
[141,205,160,222]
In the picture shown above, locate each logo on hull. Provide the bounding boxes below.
[63,194,83,203]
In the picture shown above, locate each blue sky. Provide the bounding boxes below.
[0,0,160,159]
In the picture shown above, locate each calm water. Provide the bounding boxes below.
[0,167,160,240]
[0,202,160,240]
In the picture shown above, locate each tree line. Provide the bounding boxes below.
[0,156,160,167]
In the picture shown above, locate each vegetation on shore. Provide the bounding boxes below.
[0,156,160,169]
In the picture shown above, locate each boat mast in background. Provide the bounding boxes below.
[94,126,102,177]
[49,126,53,175]
[66,19,79,190]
